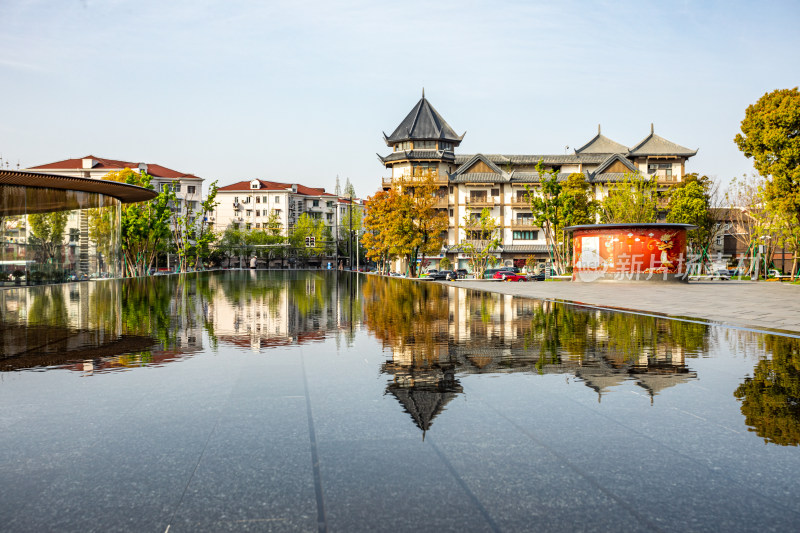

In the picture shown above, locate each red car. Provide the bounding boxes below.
[492,270,527,281]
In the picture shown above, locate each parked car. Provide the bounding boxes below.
[428,270,456,281]
[483,268,508,279]
[710,269,731,280]
[527,272,545,281]
[455,268,468,279]
[492,271,527,282]
[768,269,782,278]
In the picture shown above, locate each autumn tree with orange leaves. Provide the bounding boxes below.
[362,170,448,277]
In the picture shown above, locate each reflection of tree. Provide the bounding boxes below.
[362,276,449,361]
[27,285,68,326]
[28,211,68,265]
[734,336,800,446]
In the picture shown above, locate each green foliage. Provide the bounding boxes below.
[734,336,800,446]
[524,163,595,274]
[735,88,800,222]
[666,179,714,249]
[28,210,69,264]
[460,207,501,279]
[600,173,658,224]
[439,257,451,271]
[290,213,332,260]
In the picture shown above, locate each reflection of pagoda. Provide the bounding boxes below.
[382,358,463,438]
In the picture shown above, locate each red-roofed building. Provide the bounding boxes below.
[26,155,204,217]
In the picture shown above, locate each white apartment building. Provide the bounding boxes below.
[379,94,698,270]
[214,179,364,237]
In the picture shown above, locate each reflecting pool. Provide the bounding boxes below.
[1,271,799,532]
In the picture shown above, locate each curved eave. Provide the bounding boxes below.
[0,170,158,204]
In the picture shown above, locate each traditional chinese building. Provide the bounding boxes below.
[379,93,698,271]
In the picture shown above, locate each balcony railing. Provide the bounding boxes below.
[509,198,532,207]
[465,198,495,208]
[434,197,449,208]
[510,219,538,228]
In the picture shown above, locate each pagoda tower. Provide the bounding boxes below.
[378,91,465,189]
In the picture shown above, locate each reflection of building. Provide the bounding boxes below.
[379,94,697,269]
[376,286,701,433]
[0,277,206,372]
[208,271,349,352]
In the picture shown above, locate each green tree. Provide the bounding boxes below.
[460,207,501,279]
[28,210,69,266]
[94,168,173,277]
[666,180,713,250]
[525,162,596,275]
[290,213,330,264]
[600,172,658,224]
[735,88,800,224]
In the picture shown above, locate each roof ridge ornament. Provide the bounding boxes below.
[422,87,425,99]
[651,123,654,134]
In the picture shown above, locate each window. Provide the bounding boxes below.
[188,201,198,210]
[272,209,281,216]
[255,223,261,229]
[394,141,411,151]
[161,183,169,192]
[187,185,196,194]
[415,140,436,149]
[255,196,261,203]
[246,210,252,216]
[716,235,723,246]
[326,213,333,221]
[515,191,530,202]
[513,230,539,240]
[69,228,79,242]
[440,141,452,151]
[647,163,673,180]
[449,208,453,217]
[275,196,280,204]
[244,196,251,203]
[255,210,260,217]
[491,189,499,197]
[470,191,487,202]
[245,223,251,230]
[251,182,259,189]
[174,184,181,193]
[326,201,334,208]
[309,212,321,220]
[312,200,319,207]
[234,196,239,203]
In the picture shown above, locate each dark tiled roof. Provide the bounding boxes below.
[501,245,550,253]
[455,154,608,165]
[574,128,629,154]
[593,153,638,174]
[378,150,456,164]
[450,172,508,183]
[629,126,697,157]
[384,96,464,144]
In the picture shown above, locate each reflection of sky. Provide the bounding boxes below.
[3,273,800,530]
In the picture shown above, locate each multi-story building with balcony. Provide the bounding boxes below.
[213,179,364,237]
[379,94,698,270]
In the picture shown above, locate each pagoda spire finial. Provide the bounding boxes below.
[422,87,425,99]
[598,124,601,134]
[651,123,654,134]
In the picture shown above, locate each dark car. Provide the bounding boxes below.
[455,268,468,279]
[428,270,455,281]
[483,268,507,279]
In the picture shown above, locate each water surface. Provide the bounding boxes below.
[1,271,798,532]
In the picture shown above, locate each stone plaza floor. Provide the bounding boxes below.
[444,279,800,335]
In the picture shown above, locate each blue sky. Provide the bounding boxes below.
[1,0,798,198]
